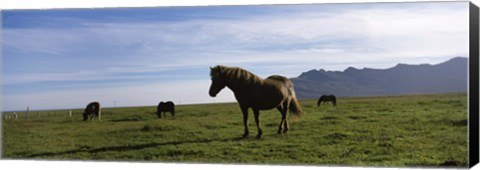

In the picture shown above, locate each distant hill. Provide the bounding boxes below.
[290,57,468,99]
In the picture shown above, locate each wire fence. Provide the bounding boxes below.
[2,110,78,121]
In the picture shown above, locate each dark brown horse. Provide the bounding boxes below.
[83,101,101,121]
[209,65,303,139]
[157,101,175,118]
[317,95,337,107]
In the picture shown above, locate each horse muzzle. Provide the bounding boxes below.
[209,91,217,97]
[209,83,224,97]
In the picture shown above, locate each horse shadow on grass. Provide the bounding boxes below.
[25,137,245,158]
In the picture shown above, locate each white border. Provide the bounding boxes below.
[0,0,478,170]
[0,0,473,10]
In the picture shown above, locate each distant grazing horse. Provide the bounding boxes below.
[209,65,303,139]
[157,101,175,118]
[317,95,337,107]
[83,101,101,121]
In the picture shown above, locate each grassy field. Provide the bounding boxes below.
[1,93,468,168]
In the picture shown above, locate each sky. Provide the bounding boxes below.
[1,1,470,111]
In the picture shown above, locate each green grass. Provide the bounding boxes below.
[1,93,468,167]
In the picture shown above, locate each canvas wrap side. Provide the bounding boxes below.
[469,1,479,168]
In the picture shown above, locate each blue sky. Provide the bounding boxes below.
[1,2,469,111]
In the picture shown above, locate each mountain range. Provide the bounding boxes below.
[290,57,468,99]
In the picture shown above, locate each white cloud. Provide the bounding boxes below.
[4,3,469,68]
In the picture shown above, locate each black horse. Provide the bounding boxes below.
[157,101,175,118]
[83,101,101,121]
[317,95,337,107]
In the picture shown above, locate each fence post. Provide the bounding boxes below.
[37,112,40,119]
[25,107,29,121]
[13,112,18,120]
